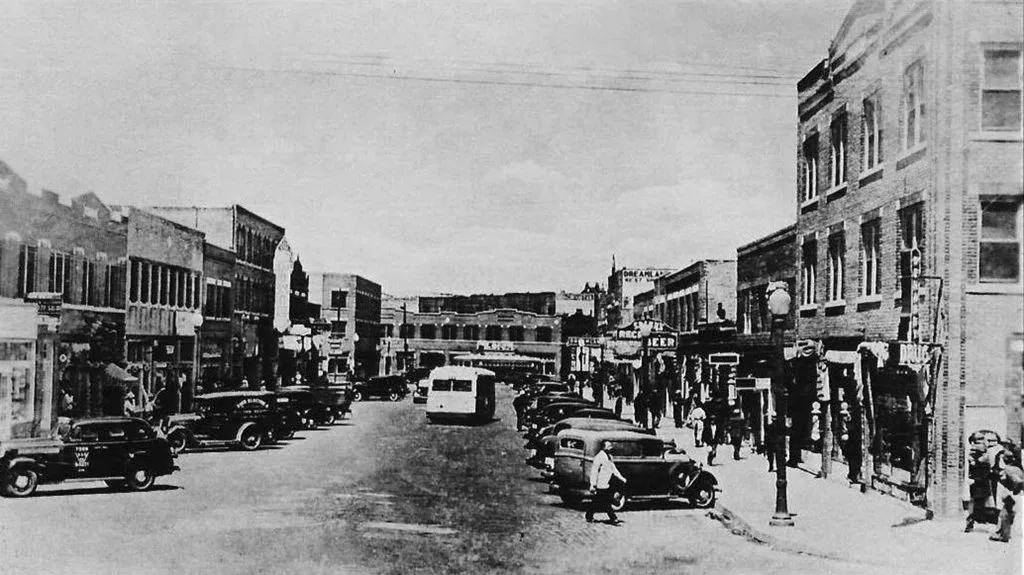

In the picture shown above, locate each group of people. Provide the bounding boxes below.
[965,430,1023,543]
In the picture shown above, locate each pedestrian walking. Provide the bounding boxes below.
[634,388,649,429]
[991,442,1023,543]
[586,440,626,525]
[688,402,707,447]
[965,431,999,531]
[728,404,747,460]
[648,387,663,429]
[513,390,532,431]
[671,390,684,429]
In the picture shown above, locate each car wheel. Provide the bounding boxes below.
[239,428,263,451]
[690,483,716,509]
[167,430,188,455]
[352,391,363,402]
[2,466,39,498]
[609,490,627,512]
[105,480,127,490]
[388,391,400,402]
[323,411,337,426]
[125,464,155,491]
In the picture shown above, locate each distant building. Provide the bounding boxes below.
[313,273,382,379]
[419,292,555,316]
[604,264,674,329]
[555,285,599,317]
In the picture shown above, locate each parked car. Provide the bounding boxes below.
[523,400,596,434]
[1,417,178,498]
[551,429,718,511]
[526,417,650,471]
[276,386,331,429]
[161,391,288,454]
[526,409,629,449]
[413,378,430,404]
[353,375,409,402]
[310,384,354,422]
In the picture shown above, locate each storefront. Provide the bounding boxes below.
[0,298,53,444]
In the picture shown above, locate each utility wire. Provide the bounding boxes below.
[210,65,796,98]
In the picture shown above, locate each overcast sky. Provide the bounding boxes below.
[0,0,852,296]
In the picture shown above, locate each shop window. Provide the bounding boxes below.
[830,114,847,187]
[862,95,883,169]
[981,49,1022,131]
[399,323,415,339]
[485,325,503,341]
[509,326,525,342]
[903,61,926,149]
[861,220,882,296]
[441,324,458,340]
[979,198,1023,283]
[536,326,552,342]
[419,324,436,339]
[827,232,845,302]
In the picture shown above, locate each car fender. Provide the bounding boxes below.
[2,455,45,474]
[695,469,718,488]
[235,421,261,442]
[163,424,192,441]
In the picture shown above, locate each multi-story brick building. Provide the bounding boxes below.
[313,273,382,379]
[121,208,204,411]
[148,206,285,387]
[378,306,562,376]
[199,241,234,389]
[1,160,128,417]
[795,0,1023,515]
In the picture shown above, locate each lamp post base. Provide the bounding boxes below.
[769,513,795,527]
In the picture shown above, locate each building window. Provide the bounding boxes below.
[485,325,503,341]
[861,220,882,296]
[979,198,1023,283]
[738,292,752,334]
[801,242,817,306]
[17,245,37,297]
[441,324,458,340]
[130,260,140,303]
[801,135,819,202]
[464,325,480,340]
[331,320,347,336]
[903,61,926,149]
[140,262,150,304]
[419,325,436,340]
[81,260,95,305]
[105,262,123,308]
[331,290,348,309]
[862,96,883,169]
[509,326,525,342]
[830,115,847,187]
[536,326,552,342]
[982,49,1023,131]
[827,233,845,302]
[49,252,71,302]
[399,323,415,339]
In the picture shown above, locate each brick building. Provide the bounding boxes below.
[603,265,675,329]
[149,206,285,387]
[199,241,234,388]
[378,306,562,376]
[795,0,1023,515]
[122,208,204,411]
[1,160,128,417]
[313,273,382,379]
[419,292,556,316]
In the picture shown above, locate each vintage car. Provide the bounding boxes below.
[1,417,178,498]
[161,391,290,454]
[413,378,430,404]
[353,375,409,402]
[526,417,650,470]
[310,384,354,422]
[522,394,590,423]
[404,367,433,386]
[551,429,718,510]
[525,409,629,449]
[524,401,602,437]
[276,386,331,429]
[524,381,571,396]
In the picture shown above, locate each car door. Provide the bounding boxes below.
[608,439,665,496]
[97,423,133,477]
[60,423,109,478]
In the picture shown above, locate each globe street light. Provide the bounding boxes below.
[766,281,794,527]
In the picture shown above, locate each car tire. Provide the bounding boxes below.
[352,391,363,402]
[239,428,263,451]
[388,392,400,402]
[2,466,39,498]
[125,464,155,491]
[167,430,188,455]
[689,483,716,509]
[608,490,627,512]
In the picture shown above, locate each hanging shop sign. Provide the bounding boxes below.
[644,335,677,350]
[708,352,740,366]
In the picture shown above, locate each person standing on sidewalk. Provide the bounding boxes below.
[586,441,627,525]
[688,401,707,447]
[991,442,1023,543]
[671,389,684,429]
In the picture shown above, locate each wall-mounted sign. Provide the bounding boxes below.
[477,341,515,352]
[620,269,670,282]
[25,292,62,319]
[708,352,740,365]
[644,335,677,350]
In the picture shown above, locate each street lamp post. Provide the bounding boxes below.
[766,282,794,527]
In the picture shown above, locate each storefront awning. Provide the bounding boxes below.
[823,350,859,365]
[105,363,139,382]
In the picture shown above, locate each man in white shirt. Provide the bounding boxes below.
[586,440,627,524]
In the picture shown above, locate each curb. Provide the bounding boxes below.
[709,501,861,563]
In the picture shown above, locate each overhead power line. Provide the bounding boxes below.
[209,65,796,98]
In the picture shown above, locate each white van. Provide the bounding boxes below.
[425,366,496,423]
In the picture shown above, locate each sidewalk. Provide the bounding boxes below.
[605,399,1022,574]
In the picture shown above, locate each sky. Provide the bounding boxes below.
[0,0,853,296]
